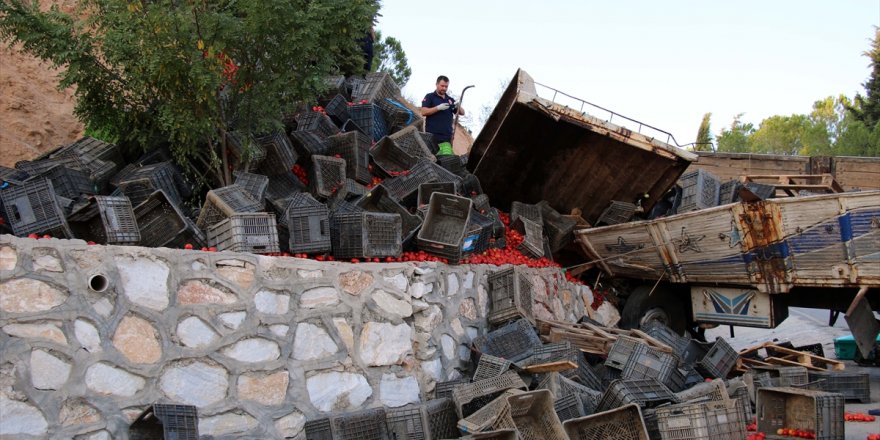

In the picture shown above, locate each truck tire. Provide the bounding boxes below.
[620,284,688,335]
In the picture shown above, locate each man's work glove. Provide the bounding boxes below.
[436,103,450,111]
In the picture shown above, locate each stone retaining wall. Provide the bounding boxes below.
[0,235,599,439]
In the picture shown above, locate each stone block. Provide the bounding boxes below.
[74,319,101,352]
[222,338,280,363]
[358,322,412,366]
[177,316,219,348]
[177,280,237,305]
[0,246,16,271]
[199,412,258,437]
[159,361,228,407]
[33,252,63,272]
[30,349,71,390]
[446,274,459,296]
[274,411,305,438]
[3,321,67,345]
[414,305,442,332]
[0,278,67,313]
[218,311,246,330]
[338,271,373,295]
[306,371,372,412]
[112,315,162,364]
[216,259,255,290]
[293,323,337,361]
[370,289,412,320]
[270,324,289,337]
[85,363,145,397]
[459,298,477,321]
[0,397,48,436]
[384,273,408,291]
[237,370,288,406]
[255,290,290,315]
[297,269,323,279]
[300,287,339,308]
[116,257,170,311]
[441,334,456,361]
[332,318,354,354]
[379,374,420,407]
[59,399,101,426]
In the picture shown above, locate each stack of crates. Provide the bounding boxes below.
[597,378,678,411]
[352,72,401,103]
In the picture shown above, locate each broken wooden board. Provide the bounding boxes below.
[522,360,577,374]
[737,342,845,371]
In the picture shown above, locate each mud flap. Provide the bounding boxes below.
[844,287,880,360]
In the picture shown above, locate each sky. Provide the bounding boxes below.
[376,0,880,148]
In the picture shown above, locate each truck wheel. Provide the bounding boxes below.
[620,285,688,335]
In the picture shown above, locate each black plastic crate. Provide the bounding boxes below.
[596,200,637,226]
[324,94,351,125]
[233,171,269,201]
[383,159,459,207]
[322,75,347,99]
[462,208,494,257]
[597,378,678,411]
[58,136,124,167]
[471,194,491,213]
[118,162,185,208]
[496,389,567,439]
[741,182,776,201]
[677,169,720,212]
[418,182,456,208]
[417,192,472,261]
[388,125,433,161]
[756,387,844,440]
[562,404,650,440]
[459,173,481,198]
[196,184,263,230]
[529,341,602,391]
[605,336,644,371]
[0,166,29,185]
[332,407,388,440]
[225,130,267,171]
[297,111,341,138]
[309,155,347,200]
[304,417,333,440]
[510,201,543,226]
[327,131,372,184]
[256,131,299,176]
[487,267,534,326]
[386,404,426,440]
[15,155,87,177]
[370,136,417,177]
[345,76,366,100]
[353,71,401,103]
[350,103,388,142]
[264,171,306,207]
[0,178,72,238]
[376,97,418,131]
[286,192,331,254]
[537,201,577,252]
[718,180,742,205]
[134,190,205,249]
[206,213,280,254]
[69,196,140,245]
[807,371,870,403]
[473,354,512,381]
[515,217,545,259]
[435,377,469,400]
[537,372,602,414]
[129,404,198,440]
[30,165,94,199]
[424,398,459,440]
[356,185,421,243]
[695,337,738,379]
[472,319,542,363]
[330,210,402,259]
[640,321,691,361]
[289,130,331,159]
[452,370,528,418]
[620,343,679,385]
[437,155,467,177]
[419,132,436,154]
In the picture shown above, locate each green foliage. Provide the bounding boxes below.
[716,114,755,153]
[851,27,880,127]
[0,0,379,184]
[749,114,812,155]
[372,30,411,87]
[694,112,713,151]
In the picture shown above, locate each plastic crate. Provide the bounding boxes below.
[807,371,870,403]
[775,366,808,387]
[289,130,330,159]
[471,194,491,213]
[383,159,460,207]
[324,94,351,125]
[58,136,124,167]
[605,336,643,371]
[472,319,542,364]
[350,103,388,142]
[515,217,545,259]
[462,209,494,256]
[674,378,729,403]
[419,132,436,153]
[196,184,264,230]
[370,136,417,177]
[437,155,467,177]
[256,131,299,177]
[510,201,543,226]
[596,200,637,226]
[31,165,93,199]
[206,213,279,254]
[718,180,742,205]
[461,173,483,197]
[537,201,576,252]
[233,171,269,201]
[417,192,472,261]
[528,342,602,391]
[285,192,331,254]
[15,155,87,177]
[117,162,186,208]
[435,377,468,400]
[597,378,678,411]
[493,390,567,440]
[640,321,691,361]
[553,393,586,422]
[376,97,414,129]
[332,407,388,440]
[330,210,402,259]
[620,342,679,385]
[355,185,421,243]
[656,401,709,440]
[677,169,720,212]
[0,178,72,237]
[488,267,534,325]
[756,387,844,440]
[705,399,747,440]
[742,182,776,200]
[309,155,347,200]
[695,337,738,379]
[453,372,528,419]
[389,126,434,161]
[338,178,366,201]
[134,190,205,248]
[129,404,198,440]
[353,71,401,103]
[458,389,523,434]
[225,131,267,171]
[0,165,29,184]
[327,131,372,185]
[264,171,306,207]
[304,417,333,440]
[345,76,366,99]
[424,398,459,440]
[296,111,341,138]
[322,75,347,99]
[69,196,140,245]
[386,404,427,440]
[473,354,513,381]
[728,383,752,427]
[537,372,602,414]
[418,182,456,208]
[562,403,650,440]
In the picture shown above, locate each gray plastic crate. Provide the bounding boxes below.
[677,169,720,212]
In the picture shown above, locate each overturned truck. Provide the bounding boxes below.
[469,69,880,360]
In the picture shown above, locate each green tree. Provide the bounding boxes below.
[0,0,379,185]
[749,114,812,155]
[372,30,411,87]
[694,112,713,151]
[851,27,880,127]
[716,114,755,153]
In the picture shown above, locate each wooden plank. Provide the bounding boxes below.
[764,356,825,371]
[629,329,673,353]
[763,344,846,370]
[523,360,578,373]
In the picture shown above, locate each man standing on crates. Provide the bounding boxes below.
[420,75,464,156]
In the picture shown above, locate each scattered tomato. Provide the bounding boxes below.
[184,243,193,250]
